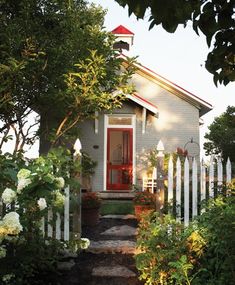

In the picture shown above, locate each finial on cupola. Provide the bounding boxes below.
[111,25,134,52]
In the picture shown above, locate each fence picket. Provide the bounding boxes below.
[200,159,206,203]
[209,156,214,198]
[217,158,223,191]
[40,217,45,237]
[226,158,231,183]
[47,209,53,238]
[64,186,70,241]
[55,213,61,240]
[184,157,189,226]
[168,156,173,207]
[192,158,198,218]
[176,157,181,221]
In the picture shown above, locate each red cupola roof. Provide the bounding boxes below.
[111,25,134,35]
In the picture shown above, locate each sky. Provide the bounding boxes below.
[91,0,235,157]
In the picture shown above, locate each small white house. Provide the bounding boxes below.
[78,25,212,192]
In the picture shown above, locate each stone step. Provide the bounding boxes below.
[101,225,137,237]
[87,240,136,254]
[99,191,135,200]
[101,214,136,220]
[92,265,136,278]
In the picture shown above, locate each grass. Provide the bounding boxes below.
[100,200,134,215]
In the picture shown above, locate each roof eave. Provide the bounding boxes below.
[118,54,213,117]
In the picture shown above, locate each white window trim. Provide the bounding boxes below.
[103,114,136,191]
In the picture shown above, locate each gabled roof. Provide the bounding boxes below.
[119,54,213,117]
[127,92,158,115]
[113,90,158,115]
[111,25,134,35]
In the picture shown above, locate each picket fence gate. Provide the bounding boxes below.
[143,156,233,226]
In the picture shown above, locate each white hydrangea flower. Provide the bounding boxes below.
[54,177,65,189]
[37,198,47,211]
[0,246,6,259]
[2,212,23,235]
[54,190,65,208]
[80,238,90,249]
[2,274,15,283]
[1,188,16,204]
[45,173,55,183]
[17,168,31,180]
[17,178,32,193]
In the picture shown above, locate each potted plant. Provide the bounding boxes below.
[81,191,101,226]
[133,191,155,220]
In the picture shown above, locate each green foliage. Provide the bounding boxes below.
[81,192,101,209]
[193,195,235,285]
[81,151,97,177]
[133,191,155,205]
[135,193,235,285]
[100,201,134,215]
[0,0,136,152]
[0,148,85,284]
[115,0,235,86]
[204,105,235,161]
[135,213,200,284]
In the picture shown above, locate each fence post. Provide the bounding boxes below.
[184,157,189,226]
[156,140,165,211]
[72,138,82,240]
[192,158,198,218]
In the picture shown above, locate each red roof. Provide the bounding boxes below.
[111,25,134,35]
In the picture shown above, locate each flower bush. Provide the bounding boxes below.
[135,191,235,285]
[133,191,155,206]
[81,192,101,209]
[0,147,86,284]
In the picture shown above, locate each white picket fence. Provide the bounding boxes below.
[40,186,71,241]
[0,187,72,241]
[143,156,233,226]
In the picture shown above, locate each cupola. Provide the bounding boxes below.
[111,25,134,52]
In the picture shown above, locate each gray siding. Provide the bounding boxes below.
[78,74,200,192]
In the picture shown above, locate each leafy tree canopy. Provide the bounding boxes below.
[204,106,235,161]
[0,0,135,153]
[114,0,235,86]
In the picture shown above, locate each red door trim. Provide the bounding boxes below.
[106,128,133,190]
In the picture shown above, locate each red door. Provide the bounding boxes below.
[107,128,133,190]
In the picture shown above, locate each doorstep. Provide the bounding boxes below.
[99,191,135,200]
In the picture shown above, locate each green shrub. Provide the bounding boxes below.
[0,148,85,284]
[135,194,235,285]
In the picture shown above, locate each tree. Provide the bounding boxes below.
[114,0,235,86]
[0,0,135,153]
[204,106,235,162]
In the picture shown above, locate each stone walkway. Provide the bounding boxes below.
[59,214,143,285]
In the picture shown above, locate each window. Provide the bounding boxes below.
[108,116,132,125]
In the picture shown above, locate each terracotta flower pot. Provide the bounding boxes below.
[134,204,155,220]
[82,207,100,226]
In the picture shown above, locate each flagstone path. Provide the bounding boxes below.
[59,214,143,285]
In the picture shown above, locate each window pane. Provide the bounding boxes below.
[108,116,132,125]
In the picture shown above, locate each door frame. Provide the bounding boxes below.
[103,114,136,191]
